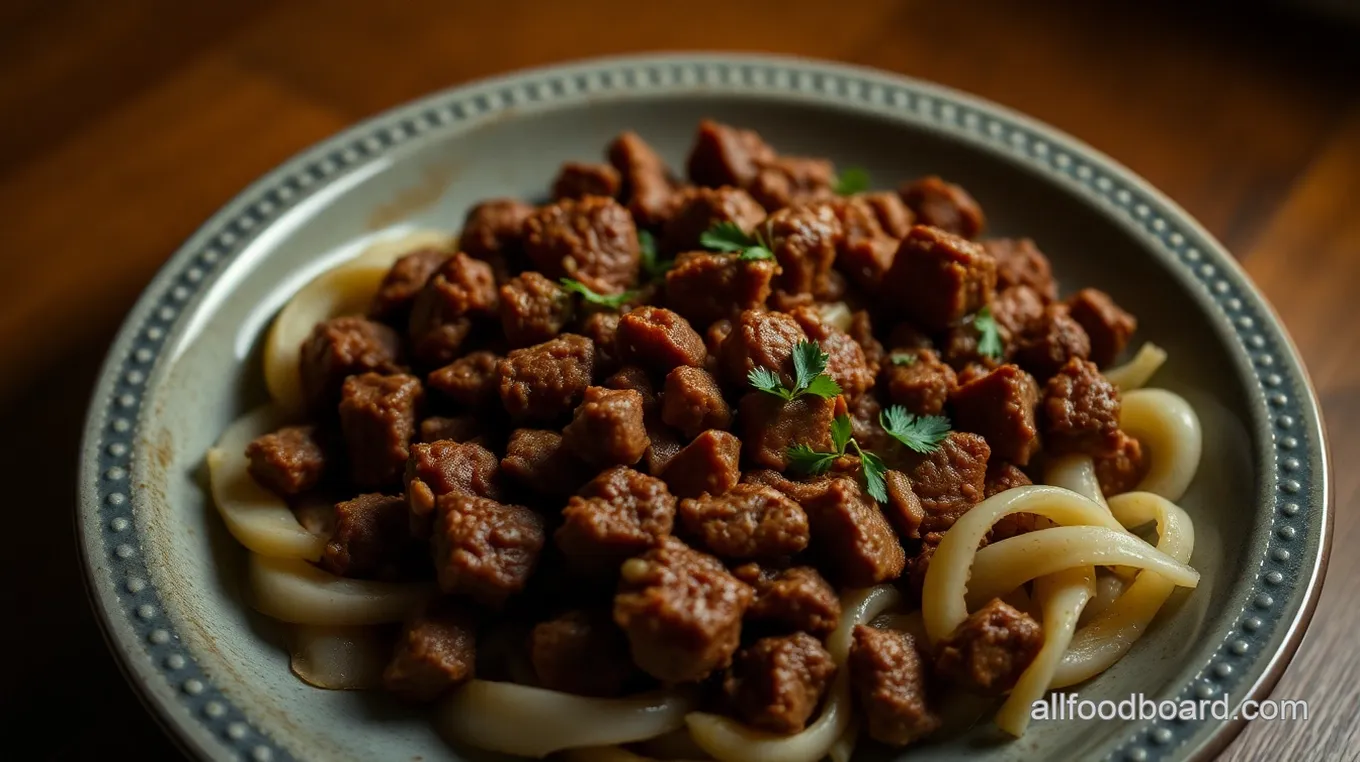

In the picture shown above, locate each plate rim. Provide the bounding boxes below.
[75,51,1333,762]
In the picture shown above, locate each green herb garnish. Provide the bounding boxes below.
[833,166,871,196]
[889,352,917,366]
[638,230,672,281]
[879,404,952,454]
[559,278,635,310]
[700,221,775,262]
[971,306,1004,360]
[787,413,888,502]
[748,340,843,401]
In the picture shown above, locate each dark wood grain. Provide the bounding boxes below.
[1,1,1355,760]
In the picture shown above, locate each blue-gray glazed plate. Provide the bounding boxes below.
[76,53,1331,762]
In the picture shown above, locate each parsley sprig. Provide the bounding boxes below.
[787,414,889,502]
[888,352,917,366]
[638,230,672,281]
[970,306,1004,360]
[879,405,952,454]
[748,340,843,402]
[833,166,871,196]
[559,278,635,310]
[700,221,776,262]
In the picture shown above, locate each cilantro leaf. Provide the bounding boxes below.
[792,340,829,391]
[749,340,841,401]
[802,374,843,400]
[638,230,672,280]
[737,246,774,262]
[833,166,871,196]
[787,444,839,475]
[787,414,890,504]
[973,306,1004,360]
[830,414,853,454]
[699,221,755,252]
[559,278,634,310]
[879,405,952,454]
[889,352,917,366]
[857,449,889,502]
[747,367,792,401]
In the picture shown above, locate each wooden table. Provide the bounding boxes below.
[3,1,1356,759]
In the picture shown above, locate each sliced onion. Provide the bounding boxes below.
[249,554,434,626]
[1104,343,1167,391]
[290,624,391,690]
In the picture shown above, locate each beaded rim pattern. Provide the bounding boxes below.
[77,53,1330,762]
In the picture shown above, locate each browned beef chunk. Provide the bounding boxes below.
[369,248,449,323]
[1013,304,1091,381]
[408,252,500,367]
[949,364,1040,465]
[742,469,836,504]
[661,186,766,254]
[883,348,957,416]
[991,284,1047,339]
[803,477,906,587]
[899,176,984,239]
[614,536,753,683]
[406,440,503,536]
[500,428,589,497]
[427,350,501,407]
[299,317,402,410]
[846,394,892,456]
[1066,288,1137,367]
[733,564,841,637]
[644,420,686,476]
[748,156,836,211]
[848,310,887,378]
[608,131,677,227]
[706,317,734,357]
[523,197,640,294]
[1095,429,1147,496]
[552,162,622,201]
[606,365,659,412]
[563,386,650,467]
[724,633,836,734]
[664,253,778,329]
[884,225,997,331]
[678,484,809,561]
[830,194,911,293]
[984,461,1033,497]
[658,429,741,499]
[720,309,808,389]
[934,598,1043,694]
[903,432,990,534]
[419,415,481,444]
[245,425,327,496]
[458,198,534,276]
[686,119,776,189]
[580,311,621,372]
[498,272,572,348]
[616,306,706,373]
[765,203,843,297]
[321,493,419,580]
[938,319,1007,371]
[738,392,837,470]
[432,493,545,606]
[530,609,640,697]
[661,366,731,439]
[849,625,941,746]
[789,306,873,400]
[339,373,423,489]
[883,469,925,542]
[1041,358,1121,456]
[982,237,1057,301]
[860,191,914,237]
[383,600,478,703]
[956,363,991,386]
[496,334,596,421]
[904,537,939,599]
[556,466,677,576]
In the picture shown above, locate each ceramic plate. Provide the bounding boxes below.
[76,53,1331,762]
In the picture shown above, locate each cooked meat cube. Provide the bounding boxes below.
[738,392,837,470]
[765,203,843,296]
[834,196,902,295]
[903,432,990,534]
[748,156,836,211]
[419,415,481,444]
[563,386,650,467]
[743,469,838,504]
[644,420,686,476]
[661,367,731,439]
[884,225,997,331]
[556,466,677,576]
[904,537,939,600]
[899,176,984,239]
[661,186,766,254]
[678,484,809,560]
[949,364,1041,465]
[614,536,753,683]
[686,119,776,189]
[498,272,572,348]
[848,625,941,746]
[427,350,501,407]
[432,493,545,606]
[496,334,596,421]
[934,598,1043,694]
[858,191,914,237]
[606,365,660,412]
[531,609,639,697]
[984,461,1033,497]
[408,252,500,366]
[790,306,872,400]
[982,238,1057,301]
[1013,304,1091,381]
[848,310,887,378]
[552,162,622,201]
[883,469,925,542]
[940,316,1011,370]
[733,564,841,637]
[658,429,742,499]
[847,393,892,454]
[1094,429,1147,496]
[720,309,809,389]
[321,493,419,580]
[1041,358,1122,456]
[405,440,504,536]
[523,196,640,294]
[580,310,621,372]
[339,372,423,489]
[883,348,957,416]
[886,322,933,352]
[664,252,778,328]
[616,306,706,373]
[989,510,1040,543]
[500,428,589,497]
[245,425,327,496]
[803,477,906,587]
[458,198,534,275]
[299,316,402,410]
[991,284,1047,338]
[706,317,734,357]
[608,131,678,226]
[1066,288,1137,367]
[369,247,449,323]
[723,633,836,734]
[383,600,478,703]
[956,363,992,386]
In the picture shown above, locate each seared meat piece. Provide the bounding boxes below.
[496,334,596,421]
[664,252,777,328]
[405,440,504,537]
[339,372,423,489]
[723,633,836,734]
[531,609,640,697]
[321,493,420,580]
[849,625,941,746]
[523,196,640,295]
[563,386,650,467]
[934,598,1044,694]
[677,484,810,561]
[383,600,478,703]
[661,366,732,439]
[500,428,589,498]
[732,564,841,637]
[556,466,677,576]
[883,225,996,331]
[432,493,546,606]
[899,175,984,239]
[408,252,499,367]
[499,272,572,348]
[1066,288,1137,367]
[949,364,1041,465]
[369,248,449,323]
[551,162,622,201]
[658,429,742,499]
[299,317,402,411]
[983,238,1057,302]
[1041,357,1122,456]
[245,425,327,496]
[427,350,501,407]
[802,477,906,587]
[616,306,706,373]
